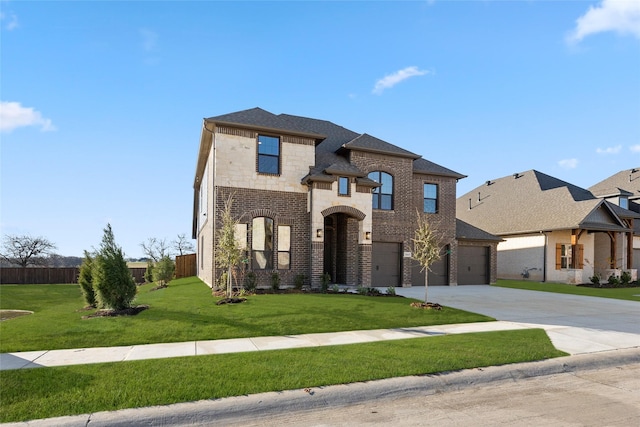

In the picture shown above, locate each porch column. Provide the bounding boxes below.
[310,241,324,288]
[627,220,634,269]
[608,232,617,268]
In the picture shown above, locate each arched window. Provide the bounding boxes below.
[368,171,393,210]
[252,217,273,269]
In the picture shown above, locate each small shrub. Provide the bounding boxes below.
[270,272,280,292]
[320,272,331,293]
[331,284,340,293]
[244,271,257,293]
[621,271,632,286]
[589,273,601,286]
[92,224,137,310]
[217,272,228,293]
[294,274,306,290]
[386,286,396,296]
[78,250,96,307]
[144,261,154,284]
[607,274,621,287]
[152,256,175,287]
[358,286,381,296]
[356,285,367,295]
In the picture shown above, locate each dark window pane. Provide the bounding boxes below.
[424,184,437,199]
[424,199,436,213]
[258,155,279,174]
[381,194,392,210]
[339,177,348,195]
[252,250,273,270]
[258,135,279,155]
[381,172,393,191]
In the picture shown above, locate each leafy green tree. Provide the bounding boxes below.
[411,212,443,303]
[92,224,137,310]
[215,193,243,298]
[144,261,154,283]
[152,255,175,286]
[78,250,96,307]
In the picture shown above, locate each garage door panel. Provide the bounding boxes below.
[458,246,488,285]
[411,256,448,286]
[372,242,400,287]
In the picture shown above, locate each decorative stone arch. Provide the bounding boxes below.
[246,208,278,220]
[321,205,366,221]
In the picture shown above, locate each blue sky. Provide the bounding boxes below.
[1,0,639,258]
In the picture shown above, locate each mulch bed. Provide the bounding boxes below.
[410,302,443,310]
[82,305,149,319]
[577,283,640,289]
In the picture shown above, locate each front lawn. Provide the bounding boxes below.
[0,277,493,352]
[0,328,565,423]
[494,279,640,301]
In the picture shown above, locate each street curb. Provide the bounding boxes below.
[4,347,639,427]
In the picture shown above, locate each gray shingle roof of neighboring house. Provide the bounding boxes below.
[456,219,503,241]
[456,170,631,236]
[589,168,640,200]
[205,108,465,182]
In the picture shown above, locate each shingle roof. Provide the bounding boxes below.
[456,170,629,235]
[589,168,640,199]
[205,108,463,181]
[414,158,466,179]
[456,219,502,241]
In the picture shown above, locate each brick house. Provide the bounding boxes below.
[192,108,496,289]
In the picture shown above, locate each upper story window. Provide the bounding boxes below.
[620,197,629,209]
[368,171,393,210]
[338,177,349,196]
[252,217,274,270]
[257,135,280,175]
[424,183,438,213]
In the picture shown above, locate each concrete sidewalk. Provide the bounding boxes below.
[3,318,639,371]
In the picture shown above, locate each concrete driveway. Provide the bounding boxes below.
[397,285,640,354]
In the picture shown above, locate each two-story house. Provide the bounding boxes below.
[192,108,497,289]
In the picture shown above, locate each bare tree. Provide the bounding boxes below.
[411,212,446,303]
[0,234,57,283]
[215,193,243,298]
[139,237,172,262]
[172,233,195,256]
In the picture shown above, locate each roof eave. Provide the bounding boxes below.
[204,118,327,141]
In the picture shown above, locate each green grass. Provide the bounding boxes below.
[0,277,494,352]
[0,328,566,423]
[494,279,640,301]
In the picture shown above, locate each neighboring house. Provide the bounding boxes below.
[456,170,638,284]
[589,167,640,267]
[192,107,498,289]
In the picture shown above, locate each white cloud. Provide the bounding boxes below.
[139,28,158,51]
[558,158,579,169]
[630,145,640,153]
[596,145,622,154]
[567,0,640,44]
[0,101,56,133]
[372,66,431,95]
[0,10,19,31]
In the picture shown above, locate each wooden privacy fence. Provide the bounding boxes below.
[0,267,147,284]
[175,253,197,279]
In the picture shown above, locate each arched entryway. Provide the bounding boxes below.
[320,206,368,286]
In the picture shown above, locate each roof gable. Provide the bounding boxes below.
[342,133,420,159]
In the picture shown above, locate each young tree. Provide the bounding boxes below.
[215,194,243,298]
[0,234,57,283]
[92,224,137,310]
[140,237,171,262]
[78,250,96,307]
[411,212,443,303]
[172,234,195,256]
[144,260,154,283]
[152,255,175,287]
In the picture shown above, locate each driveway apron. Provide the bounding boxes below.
[396,285,640,354]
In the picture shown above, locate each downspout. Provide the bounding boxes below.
[542,231,547,282]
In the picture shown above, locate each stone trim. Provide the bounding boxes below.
[356,185,372,193]
[321,205,366,221]
[247,208,278,220]
[282,135,316,146]
[315,182,332,190]
[217,126,256,139]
